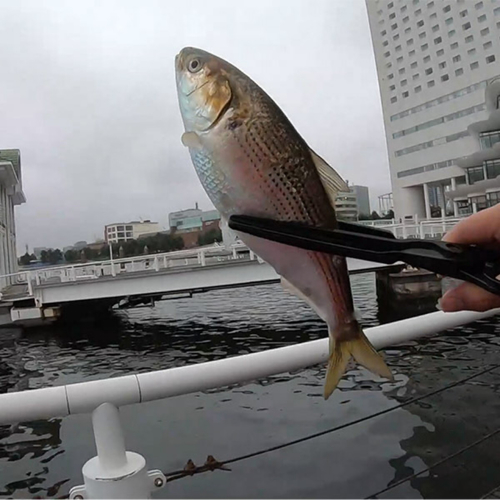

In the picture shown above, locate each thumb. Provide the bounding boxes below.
[440,282,500,313]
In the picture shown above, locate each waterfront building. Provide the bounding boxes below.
[366,0,500,219]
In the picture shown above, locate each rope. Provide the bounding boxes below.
[164,364,499,482]
[366,427,500,498]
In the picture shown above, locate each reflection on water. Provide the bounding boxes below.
[0,274,499,498]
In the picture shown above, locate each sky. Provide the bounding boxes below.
[0,0,391,254]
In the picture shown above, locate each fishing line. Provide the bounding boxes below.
[163,363,499,482]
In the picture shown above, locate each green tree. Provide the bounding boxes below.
[47,249,63,264]
[198,228,223,246]
[64,249,79,263]
[19,252,34,266]
[40,250,49,263]
[370,211,381,220]
[383,209,395,220]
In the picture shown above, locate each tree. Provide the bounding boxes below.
[370,211,381,220]
[64,249,79,263]
[383,209,395,220]
[40,250,49,263]
[198,228,223,246]
[19,252,34,266]
[48,249,63,265]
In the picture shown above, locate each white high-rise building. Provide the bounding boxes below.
[366,0,500,220]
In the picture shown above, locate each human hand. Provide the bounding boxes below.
[440,204,500,312]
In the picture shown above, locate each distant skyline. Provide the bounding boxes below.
[0,0,391,254]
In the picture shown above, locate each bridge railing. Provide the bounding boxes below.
[0,308,497,498]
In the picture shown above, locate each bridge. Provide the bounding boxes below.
[0,217,461,326]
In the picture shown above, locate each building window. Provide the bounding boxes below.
[488,191,500,207]
[428,80,435,87]
[386,62,392,69]
[467,166,485,184]
[388,1,394,8]
[401,79,408,86]
[117,225,125,231]
[125,232,133,238]
[388,73,394,79]
[481,27,490,36]
[391,23,398,30]
[434,36,442,44]
[419,31,426,39]
[393,33,400,40]
[475,1,483,8]
[470,61,479,70]
[396,45,402,51]
[462,22,471,30]
[460,10,468,17]
[407,38,414,45]
[430,12,437,19]
[436,48,444,56]
[415,8,422,15]
[486,55,496,64]
[399,67,406,74]
[401,5,407,12]
[381,30,387,36]
[480,130,500,149]
[453,55,461,63]
[455,68,464,76]
[405,27,412,34]
[448,29,456,37]
[413,73,420,80]
[126,225,133,230]
[432,24,439,32]
[383,40,389,46]
[409,49,416,56]
[468,48,477,55]
[402,91,409,98]
[421,43,429,50]
[403,15,410,23]
[439,61,447,69]
[415,85,422,93]
[484,41,492,49]
[428,0,435,7]
[443,5,451,13]
[417,20,424,28]
[451,42,459,49]
[411,61,418,68]
[390,96,397,103]
[495,6,500,15]
[485,159,500,180]
[478,14,487,22]
[423,55,431,63]
[445,17,453,25]
[389,84,396,91]
[470,195,488,211]
[465,35,474,43]
[425,67,433,75]
[389,12,396,19]
[384,51,391,57]
[441,74,449,82]
[397,56,404,63]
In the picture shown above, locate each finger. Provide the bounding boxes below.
[440,282,500,312]
[443,204,500,245]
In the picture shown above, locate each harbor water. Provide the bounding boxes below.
[0,273,499,499]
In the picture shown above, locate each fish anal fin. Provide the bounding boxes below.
[309,148,349,206]
[280,277,327,322]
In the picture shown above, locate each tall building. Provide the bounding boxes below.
[104,220,160,243]
[334,190,359,221]
[0,149,26,287]
[366,0,500,220]
[351,185,371,216]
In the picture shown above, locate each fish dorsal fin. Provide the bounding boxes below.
[309,149,349,205]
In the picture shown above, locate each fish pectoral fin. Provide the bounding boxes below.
[324,324,393,400]
[181,131,202,150]
[309,148,349,206]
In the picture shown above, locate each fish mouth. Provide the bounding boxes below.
[186,80,209,97]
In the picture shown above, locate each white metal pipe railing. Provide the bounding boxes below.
[0,309,497,426]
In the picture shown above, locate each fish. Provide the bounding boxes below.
[175,47,393,399]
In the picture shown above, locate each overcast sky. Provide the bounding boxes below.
[0,0,391,253]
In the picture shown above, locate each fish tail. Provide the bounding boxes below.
[324,321,393,400]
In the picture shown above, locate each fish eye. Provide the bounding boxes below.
[188,58,202,73]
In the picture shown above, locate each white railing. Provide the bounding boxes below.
[1,217,464,298]
[0,308,497,498]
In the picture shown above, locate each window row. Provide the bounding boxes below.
[395,130,469,157]
[396,157,460,179]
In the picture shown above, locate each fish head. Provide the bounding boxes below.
[175,47,233,132]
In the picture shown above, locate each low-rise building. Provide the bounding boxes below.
[334,190,359,221]
[0,149,26,287]
[104,220,160,243]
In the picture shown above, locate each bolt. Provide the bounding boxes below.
[154,477,164,488]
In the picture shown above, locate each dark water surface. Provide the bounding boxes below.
[0,274,500,499]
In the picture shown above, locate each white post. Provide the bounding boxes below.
[154,256,159,272]
[200,250,206,266]
[163,255,167,269]
[35,272,41,286]
[423,183,431,219]
[109,243,116,277]
[402,224,407,239]
[451,177,459,217]
[249,250,255,261]
[232,246,237,259]
[27,272,33,296]
[69,403,165,499]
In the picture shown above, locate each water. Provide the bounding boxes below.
[1,274,500,499]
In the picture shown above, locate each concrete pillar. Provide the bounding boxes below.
[438,184,446,217]
[423,183,431,219]
[450,177,458,216]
